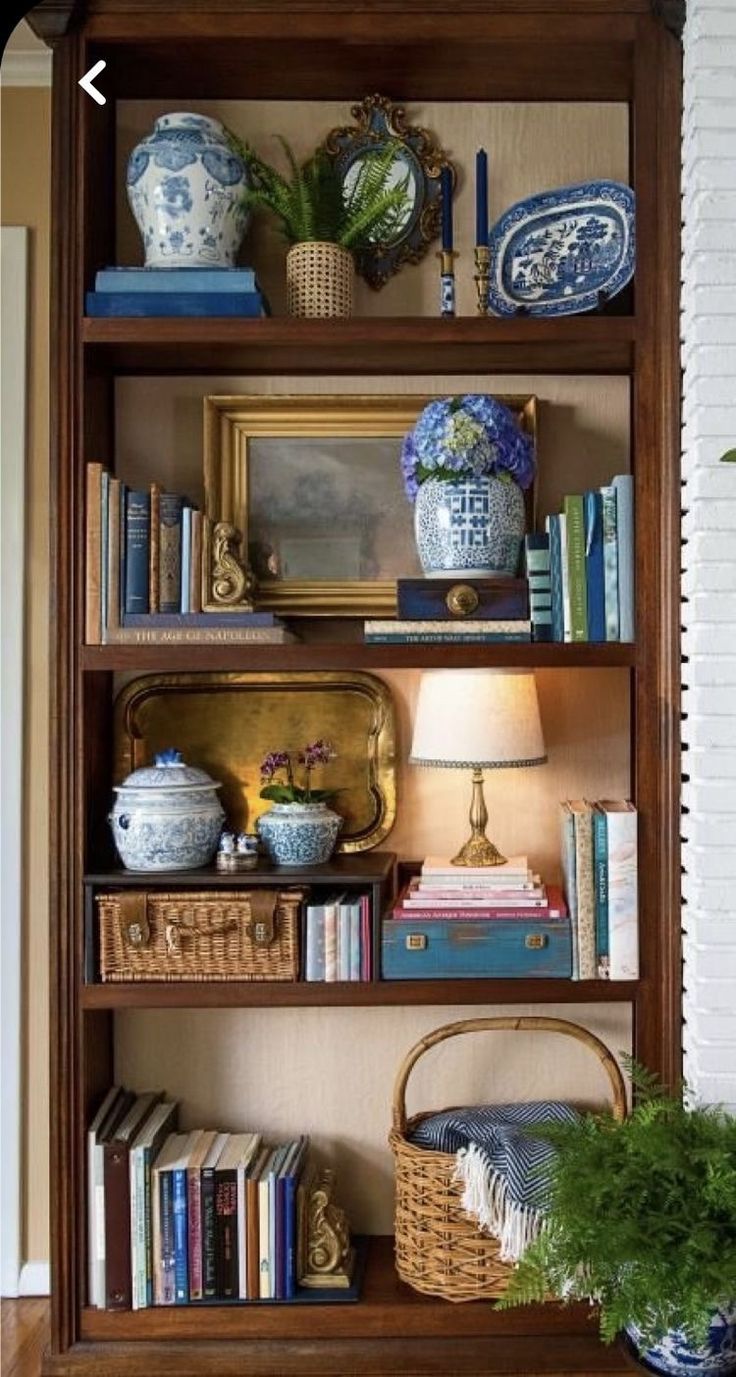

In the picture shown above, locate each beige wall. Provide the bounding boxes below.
[1,85,51,1265]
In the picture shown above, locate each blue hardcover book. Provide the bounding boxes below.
[119,482,127,624]
[600,484,619,641]
[124,489,150,615]
[584,491,606,642]
[172,1167,189,1304]
[121,611,279,628]
[613,474,635,641]
[593,808,609,974]
[268,1146,289,1300]
[86,291,266,318]
[180,507,192,615]
[546,514,564,642]
[284,1138,309,1300]
[95,267,258,293]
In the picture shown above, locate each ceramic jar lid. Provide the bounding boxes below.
[114,748,221,794]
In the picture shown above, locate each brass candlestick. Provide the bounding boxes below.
[437,248,458,317]
[452,768,507,867]
[474,244,490,316]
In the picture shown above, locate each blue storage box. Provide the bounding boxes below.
[381,918,572,980]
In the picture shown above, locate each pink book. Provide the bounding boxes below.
[392,884,568,922]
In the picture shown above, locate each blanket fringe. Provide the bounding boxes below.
[453,1145,543,1263]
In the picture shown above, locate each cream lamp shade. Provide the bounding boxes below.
[409,669,546,770]
[409,669,546,867]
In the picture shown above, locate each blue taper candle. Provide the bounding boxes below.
[440,166,453,251]
[476,148,489,245]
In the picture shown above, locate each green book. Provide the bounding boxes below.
[563,495,588,643]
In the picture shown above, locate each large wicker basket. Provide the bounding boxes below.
[389,1015,627,1303]
[97,888,303,982]
[286,241,354,318]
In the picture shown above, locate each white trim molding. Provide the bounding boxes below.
[0,227,28,1297]
[18,1261,51,1297]
[0,50,52,88]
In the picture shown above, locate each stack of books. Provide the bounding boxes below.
[366,577,530,644]
[304,892,373,981]
[88,1088,325,1309]
[528,475,634,643]
[393,857,566,921]
[85,266,269,317]
[560,799,638,981]
[85,463,294,644]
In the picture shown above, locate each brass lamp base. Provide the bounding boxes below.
[451,768,508,867]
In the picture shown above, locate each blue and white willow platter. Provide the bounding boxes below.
[488,180,635,317]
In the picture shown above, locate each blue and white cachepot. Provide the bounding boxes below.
[110,749,225,871]
[257,802,342,867]
[126,113,250,268]
[626,1307,736,1377]
[414,475,526,578]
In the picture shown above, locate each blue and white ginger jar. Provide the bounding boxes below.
[110,749,225,871]
[126,113,250,268]
[414,475,526,578]
[257,802,342,867]
[626,1307,736,1377]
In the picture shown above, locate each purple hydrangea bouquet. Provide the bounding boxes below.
[401,394,536,578]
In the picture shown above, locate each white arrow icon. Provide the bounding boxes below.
[78,60,107,106]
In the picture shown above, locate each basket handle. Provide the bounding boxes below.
[391,1015,627,1133]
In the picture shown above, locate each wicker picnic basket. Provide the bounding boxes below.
[97,888,304,982]
[389,1015,627,1303]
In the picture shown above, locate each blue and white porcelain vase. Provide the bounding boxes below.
[414,475,526,578]
[626,1307,736,1377]
[110,749,225,871]
[257,802,342,867]
[126,113,249,268]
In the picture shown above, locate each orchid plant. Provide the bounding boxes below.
[401,394,536,501]
[259,740,338,805]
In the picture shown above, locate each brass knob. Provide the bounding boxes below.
[445,583,480,617]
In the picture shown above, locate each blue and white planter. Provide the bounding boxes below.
[626,1307,736,1377]
[126,113,250,268]
[257,802,342,867]
[110,749,224,872]
[414,475,526,578]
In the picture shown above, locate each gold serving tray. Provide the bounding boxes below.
[113,671,396,853]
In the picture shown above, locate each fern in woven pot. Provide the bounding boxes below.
[232,136,412,317]
[497,1065,736,1377]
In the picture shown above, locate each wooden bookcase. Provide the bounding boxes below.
[32,0,682,1371]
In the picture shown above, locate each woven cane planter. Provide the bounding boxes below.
[286,241,355,318]
[389,1015,627,1303]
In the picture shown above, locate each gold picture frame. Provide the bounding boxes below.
[203,394,538,618]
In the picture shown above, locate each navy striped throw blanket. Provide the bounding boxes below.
[409,1102,578,1262]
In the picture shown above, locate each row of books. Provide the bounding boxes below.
[304,892,373,981]
[85,463,293,644]
[89,1087,314,1310]
[560,799,638,981]
[527,475,634,643]
[85,265,269,318]
[392,856,567,920]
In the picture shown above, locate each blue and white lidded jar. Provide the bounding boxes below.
[126,113,250,268]
[110,748,225,872]
[257,802,342,867]
[414,475,526,578]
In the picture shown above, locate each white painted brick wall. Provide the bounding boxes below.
[682,0,736,1112]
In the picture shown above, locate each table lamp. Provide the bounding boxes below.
[409,668,546,867]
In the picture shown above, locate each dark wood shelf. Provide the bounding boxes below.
[81,978,637,1009]
[82,316,636,377]
[80,641,636,673]
[78,1237,631,1374]
[84,855,395,887]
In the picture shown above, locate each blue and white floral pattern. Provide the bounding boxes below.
[414,475,526,577]
[126,113,250,268]
[488,180,635,317]
[110,750,225,871]
[626,1307,736,1377]
[257,803,342,867]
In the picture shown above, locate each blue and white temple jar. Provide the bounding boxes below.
[257,802,342,867]
[126,113,250,268]
[110,749,225,871]
[626,1307,736,1377]
[414,475,526,578]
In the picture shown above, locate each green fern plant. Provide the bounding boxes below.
[229,134,411,252]
[497,1062,736,1349]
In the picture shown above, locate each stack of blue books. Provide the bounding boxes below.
[85,267,269,317]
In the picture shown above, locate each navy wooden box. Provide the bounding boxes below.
[381,918,572,980]
[396,578,529,622]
